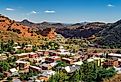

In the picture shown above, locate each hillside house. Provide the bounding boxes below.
[29,66,42,72]
[15,53,29,59]
[56,46,71,56]
[29,52,40,58]
[16,60,30,71]
[103,59,119,68]
[64,65,80,73]
[45,56,61,63]
[38,70,55,81]
[62,58,73,64]
[24,44,33,51]
[37,50,49,56]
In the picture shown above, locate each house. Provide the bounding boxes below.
[62,58,73,64]
[73,61,83,66]
[9,68,19,76]
[103,59,119,68]
[56,46,71,56]
[64,65,80,73]
[38,70,55,81]
[37,76,48,82]
[71,55,81,62]
[39,62,57,70]
[87,58,94,62]
[24,44,33,51]
[32,57,43,63]
[15,52,40,59]
[37,50,49,56]
[16,60,30,70]
[45,56,61,63]
[4,72,11,77]
[108,53,121,58]
[79,54,88,61]
[15,53,29,59]
[49,50,58,56]
[36,51,44,56]
[13,46,21,51]
[29,52,41,63]
[29,52,40,58]
[41,70,55,77]
[29,66,42,72]
[40,63,52,70]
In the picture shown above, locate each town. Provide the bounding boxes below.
[0,40,121,82]
[1,0,121,82]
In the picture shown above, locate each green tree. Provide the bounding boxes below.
[0,61,10,71]
[47,42,59,50]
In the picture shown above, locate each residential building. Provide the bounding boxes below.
[9,68,19,76]
[13,46,21,51]
[37,50,49,56]
[29,66,42,72]
[45,56,61,63]
[15,53,29,59]
[108,53,121,58]
[64,65,80,73]
[62,58,73,64]
[24,44,33,51]
[49,50,58,56]
[39,62,57,70]
[73,61,83,66]
[38,70,55,81]
[29,52,40,58]
[103,59,119,68]
[40,63,52,70]
[16,60,30,70]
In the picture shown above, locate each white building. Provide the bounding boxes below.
[56,46,71,56]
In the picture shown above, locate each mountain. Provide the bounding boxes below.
[20,19,106,38]
[97,20,121,48]
[0,15,35,37]
[20,20,65,30]
[0,14,57,45]
[56,22,106,38]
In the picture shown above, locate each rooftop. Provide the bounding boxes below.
[16,60,29,64]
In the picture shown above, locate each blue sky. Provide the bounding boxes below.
[0,0,121,23]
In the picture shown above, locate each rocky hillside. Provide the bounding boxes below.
[56,22,106,38]
[0,14,57,45]
[20,20,106,38]
[0,15,38,37]
[97,20,121,48]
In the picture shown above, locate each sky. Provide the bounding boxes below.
[0,0,121,23]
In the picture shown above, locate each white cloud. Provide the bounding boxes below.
[27,11,37,15]
[44,10,56,13]
[31,11,37,14]
[5,8,15,11]
[107,4,114,7]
